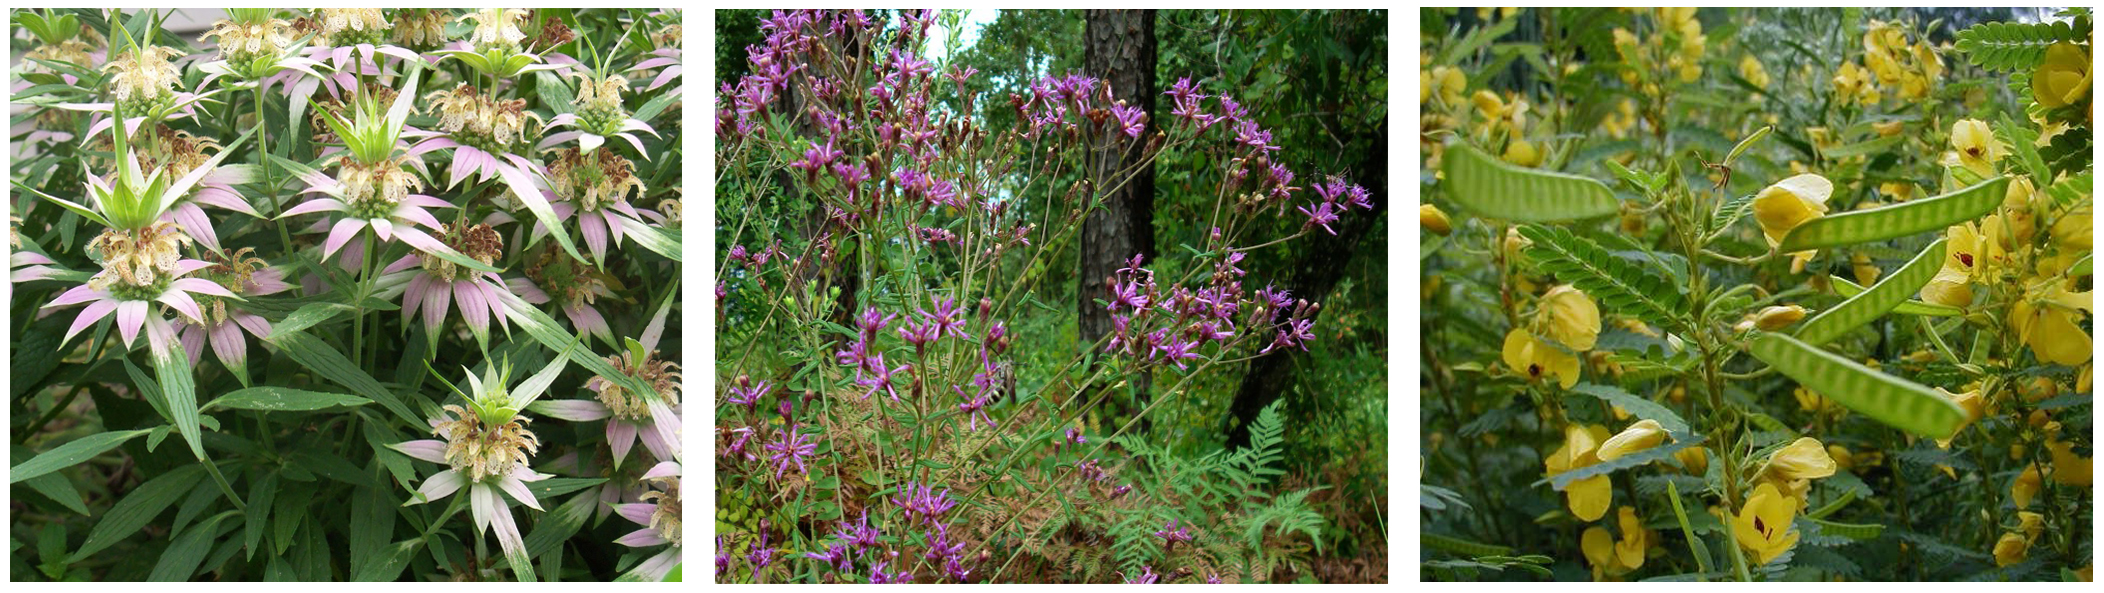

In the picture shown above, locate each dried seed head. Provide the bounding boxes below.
[336,155,424,214]
[315,8,390,46]
[425,84,539,149]
[389,9,450,51]
[417,223,503,282]
[641,474,681,546]
[101,45,185,107]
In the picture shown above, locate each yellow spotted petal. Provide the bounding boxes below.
[1732,482,1800,565]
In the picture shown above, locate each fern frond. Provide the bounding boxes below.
[1519,224,1690,331]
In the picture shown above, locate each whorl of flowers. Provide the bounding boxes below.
[336,155,426,215]
[639,472,680,546]
[574,72,631,128]
[192,246,267,324]
[587,348,682,420]
[461,8,531,53]
[389,9,450,51]
[132,125,221,178]
[201,13,295,65]
[85,221,189,295]
[527,247,615,305]
[417,222,504,283]
[547,147,644,212]
[433,400,541,484]
[426,83,539,152]
[311,8,390,47]
[102,44,184,109]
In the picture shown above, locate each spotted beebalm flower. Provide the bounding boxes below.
[134,126,262,253]
[535,333,684,467]
[435,9,568,80]
[373,223,522,347]
[539,147,656,264]
[513,248,620,345]
[629,25,683,94]
[388,359,568,582]
[197,9,324,86]
[57,29,221,145]
[257,9,418,120]
[26,128,244,358]
[172,248,292,381]
[542,71,660,154]
[413,83,544,187]
[613,461,682,581]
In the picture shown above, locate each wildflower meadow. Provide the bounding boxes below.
[1419,7,2093,582]
[715,8,1388,584]
[9,8,682,581]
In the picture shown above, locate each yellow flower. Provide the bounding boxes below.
[1752,174,1834,248]
[1581,526,1617,575]
[2018,511,2045,542]
[1917,42,1944,82]
[1538,285,1601,351]
[1545,424,1615,521]
[1472,90,1506,121]
[1828,444,1855,472]
[1420,204,1452,235]
[1951,119,2004,177]
[2048,439,2093,486]
[2032,42,2091,109]
[1503,138,1543,167]
[1833,61,1868,102]
[2012,283,2093,366]
[1934,387,1985,447]
[1504,329,1581,389]
[1794,386,1841,414]
[1768,437,1839,481]
[1994,532,2028,567]
[1614,506,1650,570]
[2052,203,2092,251]
[1852,253,1882,286]
[1676,446,1709,475]
[1598,419,1668,461]
[1739,54,1771,90]
[1753,305,1807,330]
[1920,268,1974,307]
[2013,463,2043,507]
[1732,482,1801,565]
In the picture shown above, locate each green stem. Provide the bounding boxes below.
[253,87,293,256]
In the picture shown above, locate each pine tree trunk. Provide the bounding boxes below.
[1079,9,1159,425]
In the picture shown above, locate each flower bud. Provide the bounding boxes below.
[1420,204,1452,235]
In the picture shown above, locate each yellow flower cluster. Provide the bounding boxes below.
[1832,20,1943,106]
[1502,285,1600,389]
[1613,7,1706,94]
[1581,507,1652,579]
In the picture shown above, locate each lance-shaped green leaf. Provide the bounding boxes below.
[151,347,206,461]
[1818,134,1904,159]
[1797,239,1947,345]
[70,464,207,562]
[496,157,588,266]
[1831,276,1961,317]
[1779,176,2010,251]
[205,387,370,412]
[1750,333,1966,438]
[1544,435,1706,490]
[268,331,423,427]
[9,430,153,484]
[1441,143,1618,222]
[617,216,683,262]
[1571,383,1689,434]
[1520,224,1689,330]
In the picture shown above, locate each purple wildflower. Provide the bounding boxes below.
[1153,519,1195,549]
[1125,566,1161,584]
[890,481,956,525]
[954,386,995,431]
[1111,103,1146,138]
[1262,317,1318,354]
[926,297,971,340]
[763,424,817,479]
[804,543,852,572]
[727,377,773,411]
[923,523,966,562]
[855,353,908,401]
[1298,200,1341,235]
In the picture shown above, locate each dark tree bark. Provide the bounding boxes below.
[1078,10,1158,420]
[1225,121,1388,448]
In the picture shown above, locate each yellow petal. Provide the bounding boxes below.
[1768,437,1838,481]
[1582,525,1616,569]
[1539,285,1602,351]
[2048,440,2093,486]
[1597,419,1667,461]
[1567,474,1612,522]
[1753,174,1834,246]
[1994,532,2028,567]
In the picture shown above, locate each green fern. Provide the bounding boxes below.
[1954,18,2090,72]
[1519,224,1690,331]
[1242,487,1326,553]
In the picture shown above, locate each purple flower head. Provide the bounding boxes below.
[1066,427,1088,446]
[717,536,733,575]
[723,426,757,461]
[727,377,773,411]
[1112,483,1133,498]
[835,337,872,371]
[1218,94,1249,121]
[1207,573,1223,584]
[803,543,852,572]
[729,244,749,263]
[870,555,913,584]
[926,297,971,340]
[1298,200,1341,235]
[1345,184,1374,210]
[943,556,973,582]
[889,51,933,79]
[790,138,843,176]
[745,526,778,581]
[1106,314,1135,354]
[1111,103,1146,138]
[763,424,817,479]
[1154,334,1202,370]
[1255,284,1294,311]
[985,322,1010,354]
[898,318,939,348]
[855,353,909,401]
[1197,320,1236,343]
[855,306,896,338]
[1262,317,1318,354]
[946,65,980,87]
[834,511,882,549]
[831,161,871,186]
[1109,278,1152,312]
[889,481,956,525]
[1165,77,1207,103]
[1153,519,1195,549]
[923,523,966,563]
[954,386,995,431]
[1078,459,1111,482]
[1233,120,1277,153]
[1126,566,1160,584]
[917,226,958,244]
